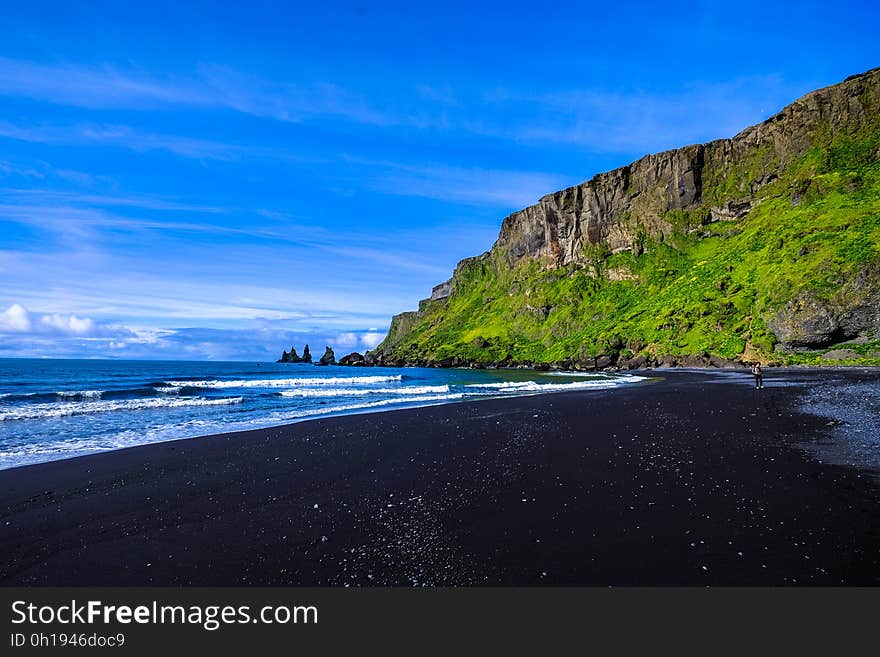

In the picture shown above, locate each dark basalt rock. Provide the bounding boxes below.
[768,291,841,348]
[835,264,880,340]
[338,352,366,366]
[318,346,336,366]
[708,355,740,368]
[278,344,314,363]
[278,346,302,363]
[770,265,880,350]
[619,354,648,370]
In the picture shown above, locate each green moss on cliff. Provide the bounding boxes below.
[379,91,880,367]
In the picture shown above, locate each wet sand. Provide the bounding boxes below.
[1,368,878,585]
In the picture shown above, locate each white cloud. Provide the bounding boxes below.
[335,332,360,348]
[333,330,386,351]
[0,303,134,338]
[0,303,32,331]
[40,313,95,335]
[361,331,385,349]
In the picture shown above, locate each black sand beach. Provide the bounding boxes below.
[1,369,878,586]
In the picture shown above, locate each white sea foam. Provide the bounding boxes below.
[465,377,644,394]
[56,389,103,400]
[168,375,403,389]
[153,386,181,395]
[279,385,449,398]
[0,396,243,421]
[0,393,459,468]
[0,442,118,459]
[275,393,465,419]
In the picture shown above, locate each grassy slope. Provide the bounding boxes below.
[383,114,880,367]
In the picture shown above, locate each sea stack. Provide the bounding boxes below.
[277,344,313,363]
[318,346,336,366]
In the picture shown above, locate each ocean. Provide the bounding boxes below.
[0,358,646,470]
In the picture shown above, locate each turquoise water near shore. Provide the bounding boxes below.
[0,359,645,469]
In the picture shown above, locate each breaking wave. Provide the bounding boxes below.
[465,377,645,393]
[166,375,404,389]
[279,385,449,398]
[0,396,243,421]
[56,390,103,400]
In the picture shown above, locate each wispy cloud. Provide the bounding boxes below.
[0,57,399,127]
[0,186,476,278]
[350,157,574,208]
[0,57,210,108]
[196,64,397,126]
[0,120,245,160]
[3,188,227,214]
[466,75,808,154]
[0,56,810,160]
[0,160,45,179]
[0,159,117,188]
[0,201,229,242]
[0,241,411,327]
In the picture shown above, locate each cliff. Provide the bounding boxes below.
[374,67,880,368]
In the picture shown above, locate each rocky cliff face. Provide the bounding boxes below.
[373,68,880,368]
[480,67,878,269]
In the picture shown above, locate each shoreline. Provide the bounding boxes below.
[6,362,874,475]
[8,364,875,474]
[1,368,878,585]
[0,368,654,473]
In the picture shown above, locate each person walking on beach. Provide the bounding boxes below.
[751,363,764,389]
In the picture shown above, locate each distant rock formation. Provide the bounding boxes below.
[280,347,300,362]
[318,346,336,366]
[277,343,313,363]
[338,352,366,366]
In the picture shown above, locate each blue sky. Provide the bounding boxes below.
[0,1,877,360]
